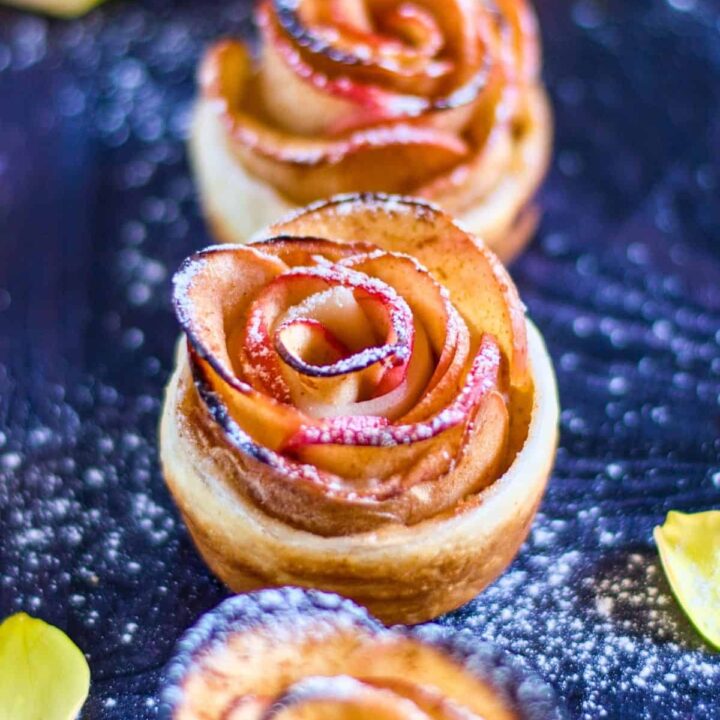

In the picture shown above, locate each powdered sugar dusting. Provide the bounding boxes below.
[2,0,719,717]
[276,263,414,374]
[441,525,720,719]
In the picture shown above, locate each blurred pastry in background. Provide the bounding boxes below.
[191,0,552,262]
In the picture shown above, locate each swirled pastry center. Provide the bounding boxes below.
[173,198,531,535]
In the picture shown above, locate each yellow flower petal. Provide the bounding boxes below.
[654,510,720,650]
[0,0,106,18]
[0,613,90,720]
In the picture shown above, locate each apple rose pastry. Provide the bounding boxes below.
[162,588,566,720]
[160,194,558,623]
[191,0,552,262]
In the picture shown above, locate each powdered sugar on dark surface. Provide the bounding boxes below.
[0,0,718,718]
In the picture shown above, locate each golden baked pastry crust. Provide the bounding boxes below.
[159,194,558,624]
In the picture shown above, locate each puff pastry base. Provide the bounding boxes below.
[160,320,558,625]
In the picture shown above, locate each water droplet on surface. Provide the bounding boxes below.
[608,376,629,396]
[2,452,22,471]
[122,328,145,350]
[84,467,105,488]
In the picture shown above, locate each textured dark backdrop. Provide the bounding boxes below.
[0,0,719,717]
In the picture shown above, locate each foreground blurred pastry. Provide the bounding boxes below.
[160,194,558,623]
[191,0,552,261]
[162,588,565,719]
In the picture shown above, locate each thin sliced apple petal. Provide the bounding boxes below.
[494,0,541,81]
[339,250,469,419]
[229,116,469,205]
[251,237,373,267]
[267,195,530,391]
[0,613,90,720]
[203,41,470,199]
[654,510,720,650]
[174,245,309,450]
[284,335,502,481]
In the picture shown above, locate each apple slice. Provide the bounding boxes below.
[360,677,483,720]
[233,302,292,404]
[265,0,455,96]
[275,310,364,415]
[276,317,350,367]
[278,285,378,354]
[493,0,541,83]
[200,37,501,202]
[226,114,470,205]
[175,245,312,451]
[325,0,374,30]
[271,0,481,86]
[256,0,498,135]
[339,249,472,421]
[277,265,415,381]
[233,258,419,420]
[257,13,401,136]
[251,236,373,267]
[378,3,445,59]
[284,335,502,481]
[293,318,433,421]
[266,195,530,392]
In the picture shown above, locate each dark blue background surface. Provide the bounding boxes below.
[0,0,718,717]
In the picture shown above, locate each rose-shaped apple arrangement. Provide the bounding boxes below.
[191,0,552,261]
[160,194,558,623]
[161,589,566,720]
